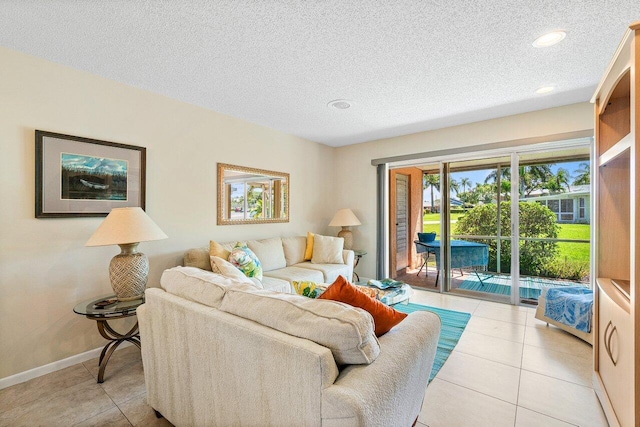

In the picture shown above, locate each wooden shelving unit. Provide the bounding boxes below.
[592,21,639,427]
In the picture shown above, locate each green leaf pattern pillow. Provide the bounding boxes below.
[292,281,326,298]
[228,243,263,280]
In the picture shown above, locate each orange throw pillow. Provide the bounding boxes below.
[319,276,407,336]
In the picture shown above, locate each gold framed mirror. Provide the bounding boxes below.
[217,163,289,225]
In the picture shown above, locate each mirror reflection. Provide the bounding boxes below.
[217,163,289,225]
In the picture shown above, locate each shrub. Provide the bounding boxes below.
[455,202,559,276]
[539,257,590,281]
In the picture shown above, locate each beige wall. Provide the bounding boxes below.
[0,47,336,379]
[335,102,594,280]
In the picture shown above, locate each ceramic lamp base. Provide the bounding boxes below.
[109,243,148,301]
[338,227,354,250]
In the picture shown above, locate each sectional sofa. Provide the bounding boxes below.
[139,265,441,426]
[182,236,355,292]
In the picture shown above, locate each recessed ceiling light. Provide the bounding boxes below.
[532,31,566,48]
[535,85,556,94]
[327,99,352,109]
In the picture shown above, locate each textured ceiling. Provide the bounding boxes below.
[0,1,638,146]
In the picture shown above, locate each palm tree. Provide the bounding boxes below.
[519,164,553,196]
[500,180,511,201]
[484,167,511,201]
[554,168,572,192]
[484,167,511,184]
[423,173,440,213]
[460,177,471,194]
[573,162,590,185]
[472,183,493,204]
[449,178,460,197]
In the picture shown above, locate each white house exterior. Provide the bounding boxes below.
[521,185,590,224]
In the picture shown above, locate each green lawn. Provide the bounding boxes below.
[421,221,590,264]
[556,224,590,265]
[423,213,465,222]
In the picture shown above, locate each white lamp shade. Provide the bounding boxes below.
[329,208,361,227]
[86,207,168,247]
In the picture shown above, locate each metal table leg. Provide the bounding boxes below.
[95,319,141,383]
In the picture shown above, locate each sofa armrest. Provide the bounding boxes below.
[342,250,354,267]
[321,311,441,427]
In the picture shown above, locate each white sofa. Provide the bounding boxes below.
[183,236,355,293]
[139,266,441,427]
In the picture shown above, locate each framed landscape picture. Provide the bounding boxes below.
[35,130,146,218]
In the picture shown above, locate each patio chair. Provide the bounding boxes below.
[415,232,436,276]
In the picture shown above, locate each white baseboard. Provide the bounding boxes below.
[0,342,132,390]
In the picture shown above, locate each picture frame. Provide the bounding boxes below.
[35,130,146,218]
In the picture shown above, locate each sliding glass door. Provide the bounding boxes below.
[393,140,592,305]
[516,148,591,304]
[443,156,512,302]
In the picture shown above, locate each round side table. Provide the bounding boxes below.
[352,249,367,282]
[73,295,144,383]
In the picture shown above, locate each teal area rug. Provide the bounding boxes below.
[457,274,589,300]
[394,303,471,382]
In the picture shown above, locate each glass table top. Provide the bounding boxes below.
[73,294,144,317]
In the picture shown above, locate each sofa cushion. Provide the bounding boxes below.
[246,238,286,272]
[295,262,351,284]
[261,276,293,293]
[160,266,258,309]
[219,287,380,365]
[263,266,324,284]
[184,248,212,271]
[319,276,408,337]
[311,235,344,264]
[282,236,307,266]
[229,244,263,280]
[210,256,261,287]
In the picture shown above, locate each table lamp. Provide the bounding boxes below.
[86,207,167,301]
[329,208,361,250]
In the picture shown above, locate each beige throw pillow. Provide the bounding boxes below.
[311,234,344,264]
[183,248,212,271]
[246,238,286,272]
[282,236,307,266]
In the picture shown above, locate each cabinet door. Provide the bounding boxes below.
[598,288,632,426]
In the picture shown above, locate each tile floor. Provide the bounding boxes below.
[0,346,170,427]
[0,289,607,427]
[410,290,607,427]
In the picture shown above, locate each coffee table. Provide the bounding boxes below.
[354,279,412,305]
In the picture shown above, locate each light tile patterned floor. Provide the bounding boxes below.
[0,346,171,427]
[0,289,606,427]
[411,290,608,427]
